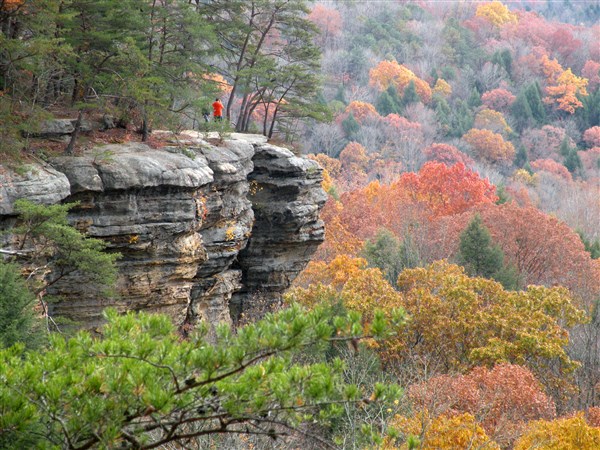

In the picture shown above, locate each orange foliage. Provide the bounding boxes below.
[342,100,379,124]
[475,1,518,27]
[399,161,498,217]
[201,73,233,94]
[312,199,364,262]
[307,4,342,41]
[541,55,589,114]
[463,128,515,163]
[369,60,432,103]
[1,0,24,11]
[409,364,556,447]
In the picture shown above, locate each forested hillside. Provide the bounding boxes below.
[1,0,600,448]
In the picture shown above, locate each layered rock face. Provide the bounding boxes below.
[0,134,325,329]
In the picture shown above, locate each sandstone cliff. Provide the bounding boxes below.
[0,133,326,329]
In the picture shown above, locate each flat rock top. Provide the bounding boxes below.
[51,142,214,193]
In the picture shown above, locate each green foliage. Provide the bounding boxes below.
[525,81,546,124]
[449,99,473,137]
[468,86,482,109]
[363,229,422,286]
[376,88,401,116]
[577,87,600,129]
[401,80,419,108]
[577,230,600,259]
[342,112,360,140]
[0,261,40,349]
[564,147,583,175]
[10,199,120,297]
[511,91,534,132]
[457,214,519,289]
[495,184,511,204]
[0,304,403,449]
[514,144,529,168]
[491,49,513,77]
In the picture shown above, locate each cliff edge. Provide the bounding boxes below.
[0,133,326,329]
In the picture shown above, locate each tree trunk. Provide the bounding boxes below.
[64,109,83,155]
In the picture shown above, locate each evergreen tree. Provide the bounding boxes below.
[363,229,403,285]
[376,91,398,116]
[560,137,572,157]
[401,80,419,108]
[495,184,511,204]
[564,147,583,175]
[514,144,529,168]
[468,86,482,108]
[457,214,519,289]
[0,305,404,449]
[0,261,39,349]
[525,81,546,124]
[386,85,402,110]
[335,84,347,104]
[577,87,600,129]
[491,49,512,77]
[450,100,473,137]
[511,91,534,132]
[342,113,360,140]
[578,230,600,259]
[435,96,452,135]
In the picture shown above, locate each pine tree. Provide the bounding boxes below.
[468,86,482,108]
[342,113,360,140]
[450,100,473,137]
[401,80,419,108]
[525,81,546,124]
[0,261,39,349]
[564,148,582,175]
[457,214,519,289]
[514,144,529,168]
[511,91,533,132]
[376,91,399,116]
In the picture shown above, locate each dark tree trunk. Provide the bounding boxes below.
[64,109,83,155]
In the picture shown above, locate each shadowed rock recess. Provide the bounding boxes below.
[0,133,326,330]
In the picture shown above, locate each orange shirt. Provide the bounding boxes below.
[212,101,223,116]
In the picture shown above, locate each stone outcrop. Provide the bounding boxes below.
[0,134,326,330]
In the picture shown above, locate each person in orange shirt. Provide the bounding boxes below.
[212,98,223,121]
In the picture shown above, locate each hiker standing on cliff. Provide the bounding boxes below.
[212,98,223,121]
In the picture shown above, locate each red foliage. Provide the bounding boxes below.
[579,147,600,178]
[530,158,572,181]
[431,203,600,299]
[423,143,474,167]
[520,125,568,161]
[583,127,600,148]
[582,60,600,90]
[307,4,342,44]
[481,88,516,112]
[409,364,556,447]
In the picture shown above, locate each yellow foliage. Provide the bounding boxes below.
[513,168,539,186]
[432,78,452,97]
[386,411,500,449]
[396,261,586,382]
[515,413,600,450]
[474,108,512,135]
[476,1,518,27]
